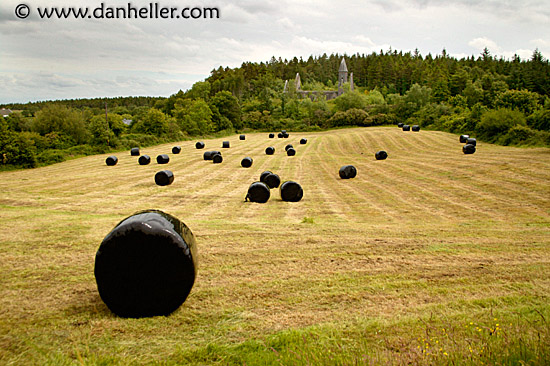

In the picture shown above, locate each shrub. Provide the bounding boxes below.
[476,108,526,142]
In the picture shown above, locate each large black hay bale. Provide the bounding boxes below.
[375,150,388,160]
[241,157,253,168]
[155,170,174,186]
[285,144,294,151]
[106,156,118,166]
[280,181,303,202]
[412,125,420,132]
[260,171,273,182]
[138,155,151,165]
[264,173,281,189]
[195,141,205,149]
[286,148,296,156]
[463,144,476,154]
[265,146,275,155]
[130,147,140,156]
[269,133,275,138]
[459,134,470,143]
[277,132,284,138]
[212,154,223,164]
[283,133,289,138]
[203,151,221,160]
[398,122,404,128]
[156,154,170,164]
[402,125,411,131]
[94,209,198,318]
[300,138,307,145]
[172,146,181,154]
[222,141,230,148]
[239,135,246,140]
[466,138,477,146]
[245,182,270,203]
[339,165,357,179]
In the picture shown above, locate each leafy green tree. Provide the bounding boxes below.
[477,108,526,142]
[209,91,242,130]
[527,108,550,131]
[186,81,211,101]
[132,108,169,136]
[32,104,89,145]
[495,89,541,115]
[333,90,369,111]
[174,99,213,135]
[0,119,37,168]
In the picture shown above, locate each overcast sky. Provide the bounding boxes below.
[1,0,549,104]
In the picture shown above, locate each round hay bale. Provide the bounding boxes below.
[281,130,287,134]
[241,157,253,168]
[155,170,174,186]
[156,154,170,164]
[402,125,411,131]
[339,165,357,179]
[466,137,477,146]
[397,122,404,128]
[285,144,294,151]
[412,125,420,132]
[203,151,221,160]
[463,144,476,154]
[264,173,281,189]
[277,132,284,138]
[283,133,289,138]
[94,209,198,318]
[172,146,181,154]
[260,171,273,182]
[106,156,118,166]
[459,134,470,143]
[280,181,303,202]
[239,135,246,140]
[300,138,307,145]
[222,141,230,148]
[138,155,151,165]
[375,150,388,160]
[195,141,205,149]
[265,146,275,155]
[245,182,270,203]
[212,154,223,164]
[130,147,140,156]
[286,148,296,156]
[269,133,275,138]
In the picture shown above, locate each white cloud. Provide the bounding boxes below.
[468,37,502,54]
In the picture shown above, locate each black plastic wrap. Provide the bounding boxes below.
[155,170,174,186]
[245,182,270,203]
[375,150,388,160]
[203,151,221,160]
[106,156,118,166]
[138,155,151,165]
[280,181,303,202]
[130,147,140,156]
[264,173,281,189]
[339,165,357,179]
[283,133,289,138]
[195,141,205,149]
[212,154,223,164]
[463,144,476,154]
[402,125,411,131]
[265,146,275,155]
[412,125,420,132]
[222,141,230,148]
[239,135,246,140]
[94,210,198,318]
[156,154,170,164]
[300,138,307,145]
[172,146,181,154]
[286,148,296,156]
[285,144,294,151]
[260,171,273,182]
[241,157,253,168]
[398,123,404,128]
[459,135,470,143]
[466,138,477,146]
[277,132,283,138]
[269,133,275,138]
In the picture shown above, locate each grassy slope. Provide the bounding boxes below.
[1,127,549,365]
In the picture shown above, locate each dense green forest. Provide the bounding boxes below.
[2,48,550,169]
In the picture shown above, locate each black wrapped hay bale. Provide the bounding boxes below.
[269,133,275,138]
[222,141,230,148]
[375,150,388,160]
[412,125,420,132]
[239,135,246,140]
[196,141,205,149]
[203,151,221,160]
[280,181,303,202]
[94,210,198,318]
[264,173,281,189]
[241,157,253,168]
[466,138,477,146]
[463,144,476,154]
[459,134,470,143]
[398,122,404,128]
[283,133,289,138]
[286,148,296,156]
[277,132,284,138]
[260,171,273,183]
[245,182,270,203]
[212,154,223,164]
[402,125,411,131]
[156,154,170,164]
[172,146,181,154]
[339,165,357,179]
[281,130,287,134]
[106,156,118,166]
[155,170,174,186]
[265,146,275,155]
[130,147,140,156]
[285,144,294,151]
[300,138,307,145]
[138,155,151,165]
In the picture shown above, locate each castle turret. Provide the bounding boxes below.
[338,58,348,96]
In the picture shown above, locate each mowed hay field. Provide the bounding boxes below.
[1,126,550,365]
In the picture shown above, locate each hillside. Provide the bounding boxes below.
[1,127,549,364]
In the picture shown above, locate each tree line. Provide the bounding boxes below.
[1,48,549,169]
